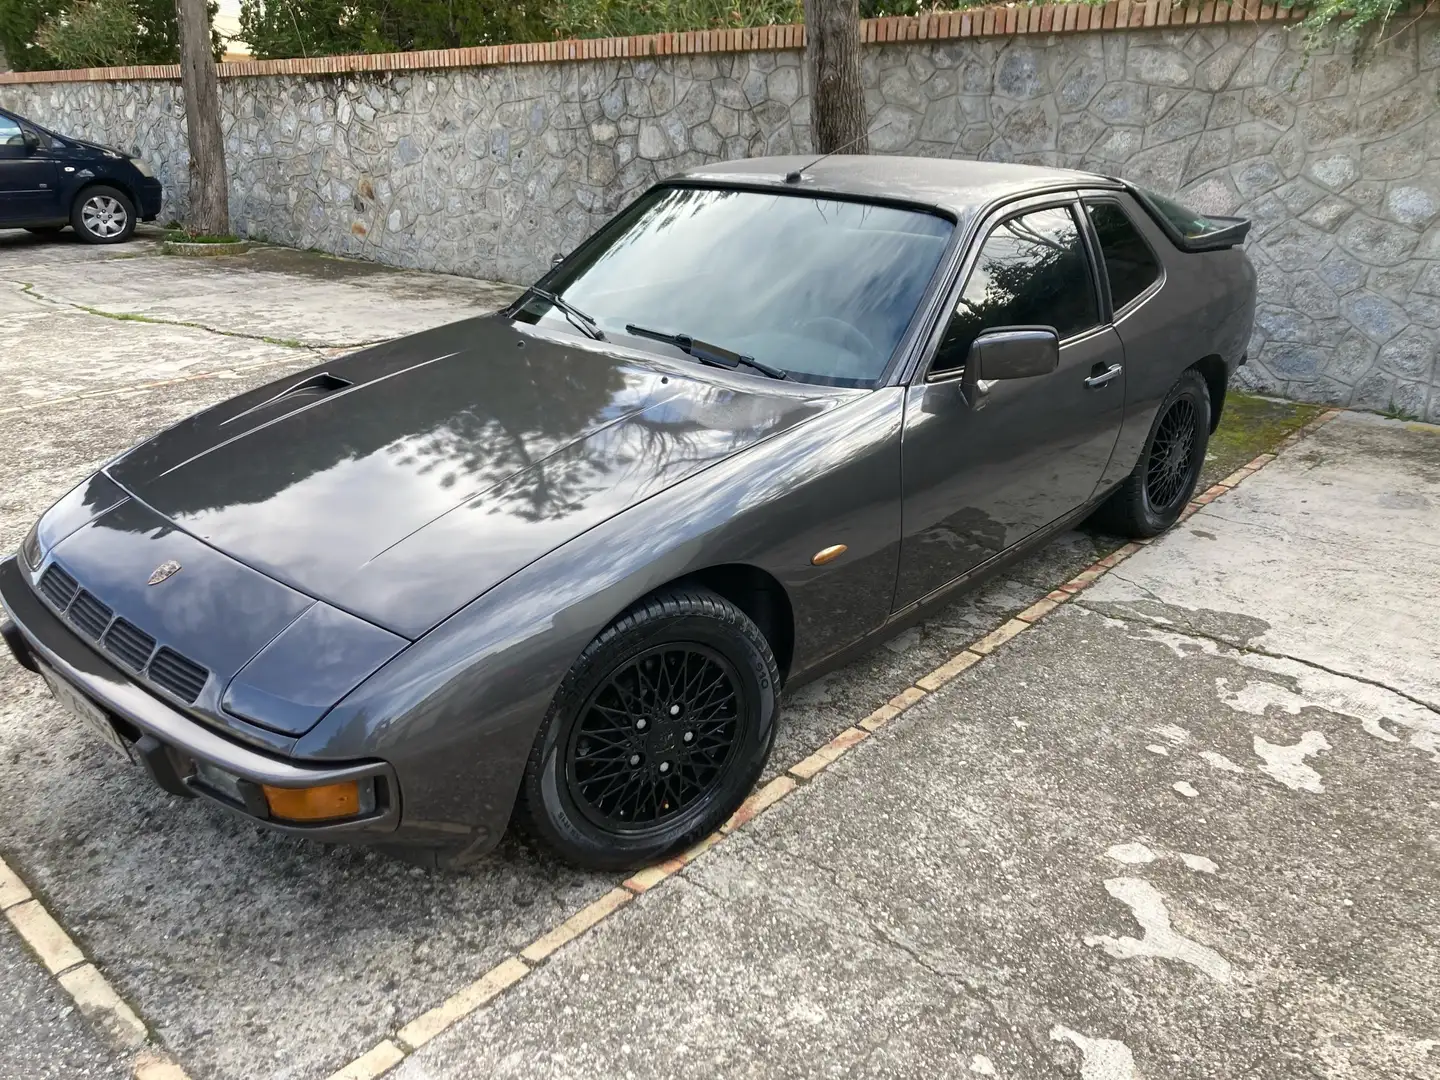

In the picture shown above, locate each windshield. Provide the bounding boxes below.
[514,185,954,387]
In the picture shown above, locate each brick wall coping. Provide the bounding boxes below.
[0,2,1330,86]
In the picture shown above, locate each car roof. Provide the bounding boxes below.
[673,155,1120,219]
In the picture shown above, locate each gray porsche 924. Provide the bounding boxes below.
[2,156,1256,870]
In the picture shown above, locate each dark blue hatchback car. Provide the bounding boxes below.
[0,106,163,243]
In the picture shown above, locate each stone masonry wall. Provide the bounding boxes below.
[3,15,1439,416]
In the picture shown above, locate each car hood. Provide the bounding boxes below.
[107,315,838,638]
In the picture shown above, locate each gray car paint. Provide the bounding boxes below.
[0,157,1255,864]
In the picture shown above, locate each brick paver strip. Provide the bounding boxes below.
[520,888,632,963]
[394,957,530,1049]
[0,854,31,909]
[0,0,1346,85]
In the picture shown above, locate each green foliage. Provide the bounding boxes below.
[1277,0,1414,57]
[0,0,63,69]
[544,0,799,39]
[36,0,138,66]
[0,0,216,70]
[238,0,552,59]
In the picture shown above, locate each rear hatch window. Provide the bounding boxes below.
[1128,185,1251,252]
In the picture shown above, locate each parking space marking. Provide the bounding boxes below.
[2,408,1343,1079]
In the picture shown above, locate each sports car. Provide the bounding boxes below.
[0,156,1256,869]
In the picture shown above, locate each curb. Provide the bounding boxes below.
[160,241,252,257]
[2,407,1344,1080]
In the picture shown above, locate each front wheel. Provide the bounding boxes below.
[1092,368,1212,537]
[517,587,779,870]
[71,185,136,244]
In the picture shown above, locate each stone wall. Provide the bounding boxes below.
[3,12,1439,416]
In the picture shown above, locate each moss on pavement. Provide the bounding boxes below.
[1201,392,1324,490]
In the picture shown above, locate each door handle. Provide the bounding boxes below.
[1085,363,1123,389]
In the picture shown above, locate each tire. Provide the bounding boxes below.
[1091,368,1212,538]
[70,185,136,244]
[518,586,780,870]
[24,226,64,235]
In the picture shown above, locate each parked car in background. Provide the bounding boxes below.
[1,157,1256,872]
[0,107,162,243]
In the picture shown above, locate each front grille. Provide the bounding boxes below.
[38,565,79,610]
[39,560,212,707]
[148,648,208,704]
[103,618,156,671]
[68,591,113,639]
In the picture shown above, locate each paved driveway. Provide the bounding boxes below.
[2,230,1433,1080]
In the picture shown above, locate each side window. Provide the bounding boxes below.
[930,206,1098,377]
[1086,201,1161,311]
[0,116,24,149]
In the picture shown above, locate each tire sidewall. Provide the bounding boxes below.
[527,601,778,869]
[1137,371,1211,531]
[72,186,136,244]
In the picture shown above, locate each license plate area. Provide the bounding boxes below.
[37,661,135,764]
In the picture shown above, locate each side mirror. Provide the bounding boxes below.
[967,326,1059,382]
[21,130,40,152]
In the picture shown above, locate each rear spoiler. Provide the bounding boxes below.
[1122,182,1252,252]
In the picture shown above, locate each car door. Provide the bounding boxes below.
[0,113,61,226]
[894,195,1126,610]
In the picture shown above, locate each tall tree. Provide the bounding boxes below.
[175,0,228,234]
[803,0,867,154]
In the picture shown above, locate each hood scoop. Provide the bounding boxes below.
[221,372,353,426]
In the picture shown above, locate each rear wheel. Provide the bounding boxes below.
[1092,368,1211,537]
[71,185,135,244]
[518,587,779,870]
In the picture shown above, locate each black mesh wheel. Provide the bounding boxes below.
[519,586,779,870]
[1144,397,1200,513]
[565,644,744,834]
[1089,368,1212,538]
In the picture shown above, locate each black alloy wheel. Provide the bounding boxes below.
[1144,396,1199,514]
[1091,367,1211,538]
[565,644,743,833]
[519,586,779,870]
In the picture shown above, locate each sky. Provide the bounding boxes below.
[215,0,246,53]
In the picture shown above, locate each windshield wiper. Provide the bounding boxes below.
[517,286,605,341]
[624,324,787,380]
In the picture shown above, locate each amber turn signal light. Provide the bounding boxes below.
[262,780,360,822]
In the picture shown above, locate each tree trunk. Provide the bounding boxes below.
[175,0,229,234]
[803,0,867,155]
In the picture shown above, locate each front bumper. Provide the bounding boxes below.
[136,176,163,221]
[0,556,399,839]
